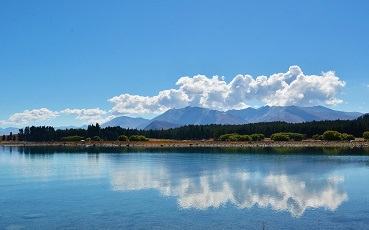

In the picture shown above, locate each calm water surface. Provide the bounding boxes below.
[1,146,369,229]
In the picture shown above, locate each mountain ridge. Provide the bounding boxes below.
[101,116,150,129]
[0,127,20,136]
[102,106,363,130]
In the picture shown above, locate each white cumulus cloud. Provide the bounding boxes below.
[0,108,59,126]
[60,108,111,124]
[109,66,346,115]
[109,90,189,115]
[1,108,111,127]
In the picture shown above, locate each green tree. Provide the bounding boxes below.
[251,134,264,141]
[363,131,369,140]
[118,135,129,141]
[92,136,101,141]
[88,123,101,138]
[270,132,305,141]
[312,134,320,140]
[24,127,30,141]
[219,133,239,141]
[129,135,149,141]
[18,129,24,141]
[323,130,343,141]
[270,133,290,141]
[341,133,355,141]
[213,128,227,140]
[7,132,13,141]
[239,135,252,141]
[60,136,84,141]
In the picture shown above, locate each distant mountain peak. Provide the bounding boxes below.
[143,120,180,130]
[101,105,363,131]
[101,116,149,129]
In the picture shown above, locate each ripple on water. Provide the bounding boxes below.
[22,213,46,219]
[5,225,26,230]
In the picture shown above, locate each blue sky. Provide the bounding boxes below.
[1,0,369,128]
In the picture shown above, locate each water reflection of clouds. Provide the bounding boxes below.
[1,148,350,217]
[110,162,347,217]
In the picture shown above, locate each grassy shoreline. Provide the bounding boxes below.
[1,139,369,148]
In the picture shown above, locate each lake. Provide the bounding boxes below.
[1,146,369,229]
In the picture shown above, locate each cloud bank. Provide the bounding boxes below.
[109,66,345,115]
[0,108,58,126]
[0,66,346,127]
[60,108,111,124]
[0,108,109,126]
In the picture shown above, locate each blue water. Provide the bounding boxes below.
[1,146,369,229]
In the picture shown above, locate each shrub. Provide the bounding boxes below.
[129,135,149,141]
[219,133,239,141]
[92,136,101,141]
[229,134,240,141]
[322,131,343,141]
[257,134,265,140]
[60,136,84,141]
[251,134,264,141]
[239,135,252,141]
[118,135,129,141]
[312,134,320,140]
[289,133,306,141]
[321,131,355,141]
[363,131,369,141]
[341,133,355,141]
[218,133,254,141]
[270,132,306,141]
[86,137,91,142]
[270,133,290,141]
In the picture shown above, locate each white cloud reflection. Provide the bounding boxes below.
[110,163,347,217]
[5,148,348,218]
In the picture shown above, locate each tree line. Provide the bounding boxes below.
[14,114,369,142]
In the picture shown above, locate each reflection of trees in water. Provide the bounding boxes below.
[322,147,346,155]
[271,147,306,153]
[13,146,369,156]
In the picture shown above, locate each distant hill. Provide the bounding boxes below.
[357,113,369,121]
[101,116,150,129]
[143,120,181,130]
[55,126,84,130]
[0,127,19,136]
[150,106,246,126]
[101,105,363,130]
[227,105,362,123]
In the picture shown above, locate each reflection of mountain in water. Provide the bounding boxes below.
[110,160,348,217]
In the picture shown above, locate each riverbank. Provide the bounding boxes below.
[1,139,369,148]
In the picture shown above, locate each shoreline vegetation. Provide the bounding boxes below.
[1,115,368,149]
[2,139,369,149]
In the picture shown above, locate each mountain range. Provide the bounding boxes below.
[0,106,363,135]
[102,105,363,130]
[0,127,20,136]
